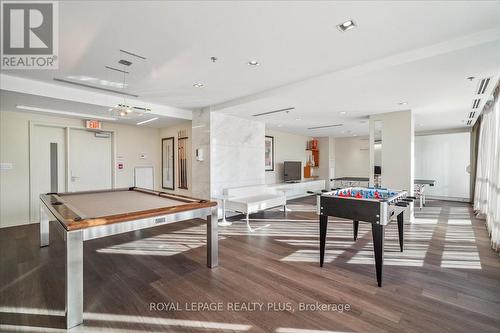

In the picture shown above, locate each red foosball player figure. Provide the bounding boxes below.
[355,192,362,198]
[374,191,380,199]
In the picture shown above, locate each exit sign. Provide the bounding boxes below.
[86,120,102,130]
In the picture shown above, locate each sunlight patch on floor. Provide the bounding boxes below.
[97,226,226,256]
[84,312,252,331]
[447,219,472,225]
[280,249,345,262]
[276,328,349,333]
[346,248,426,267]
[0,306,64,316]
[412,218,439,225]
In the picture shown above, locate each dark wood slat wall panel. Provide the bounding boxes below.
[1,198,500,332]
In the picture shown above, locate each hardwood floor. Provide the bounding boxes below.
[1,197,500,332]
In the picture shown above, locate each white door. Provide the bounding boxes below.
[31,125,66,222]
[69,129,112,192]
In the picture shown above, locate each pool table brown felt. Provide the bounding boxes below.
[40,187,216,231]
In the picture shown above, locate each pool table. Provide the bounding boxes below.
[39,187,218,329]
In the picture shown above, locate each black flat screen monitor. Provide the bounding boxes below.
[374,166,382,175]
[284,161,302,182]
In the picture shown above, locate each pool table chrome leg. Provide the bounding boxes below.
[65,230,83,329]
[371,224,385,287]
[319,214,328,267]
[40,204,50,247]
[207,207,218,268]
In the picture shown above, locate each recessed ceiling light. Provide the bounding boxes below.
[398,102,408,105]
[248,60,259,66]
[295,118,302,121]
[337,20,357,32]
[277,124,283,127]
[193,83,204,88]
[340,111,346,115]
[137,117,159,125]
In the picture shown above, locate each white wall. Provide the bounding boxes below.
[265,129,311,184]
[415,131,470,200]
[0,110,161,228]
[159,121,192,196]
[334,137,370,178]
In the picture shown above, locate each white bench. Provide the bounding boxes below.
[223,185,287,230]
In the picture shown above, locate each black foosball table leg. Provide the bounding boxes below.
[319,214,328,267]
[397,212,404,252]
[353,220,359,240]
[371,223,385,287]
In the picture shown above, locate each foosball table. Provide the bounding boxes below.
[318,187,414,287]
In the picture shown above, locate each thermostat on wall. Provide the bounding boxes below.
[0,163,13,170]
[196,148,204,161]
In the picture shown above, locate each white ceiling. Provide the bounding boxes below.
[1,1,499,136]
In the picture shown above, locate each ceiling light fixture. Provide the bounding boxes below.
[253,107,295,117]
[16,105,117,121]
[137,117,159,125]
[340,111,346,115]
[193,83,204,88]
[107,69,151,119]
[295,118,302,121]
[398,102,408,105]
[308,124,343,130]
[337,20,357,32]
[248,60,259,66]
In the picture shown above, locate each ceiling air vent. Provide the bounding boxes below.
[466,119,472,126]
[307,124,343,130]
[469,111,476,119]
[477,78,490,95]
[472,98,481,109]
[253,107,295,117]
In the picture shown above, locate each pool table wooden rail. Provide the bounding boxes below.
[40,187,216,231]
